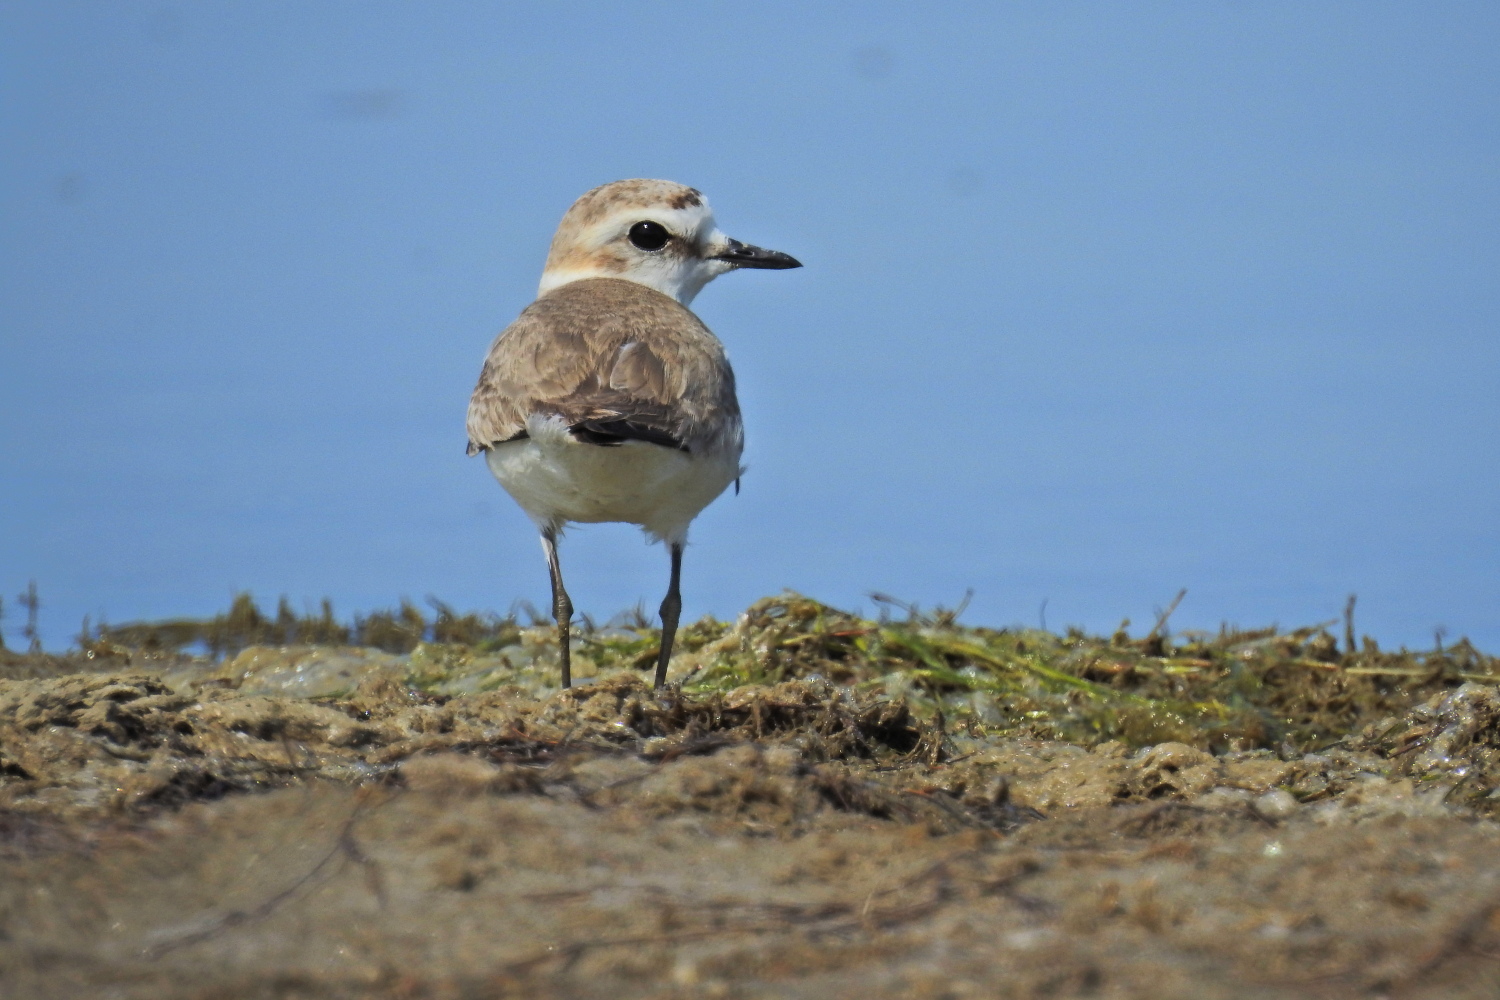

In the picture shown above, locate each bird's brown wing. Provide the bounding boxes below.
[466,278,740,457]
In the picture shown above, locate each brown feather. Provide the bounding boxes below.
[466,278,741,458]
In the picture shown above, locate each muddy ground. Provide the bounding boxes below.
[4,595,1500,998]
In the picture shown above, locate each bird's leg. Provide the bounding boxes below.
[541,529,573,688]
[654,543,684,690]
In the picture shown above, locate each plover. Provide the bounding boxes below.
[467,179,800,689]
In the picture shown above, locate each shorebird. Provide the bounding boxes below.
[467,179,801,689]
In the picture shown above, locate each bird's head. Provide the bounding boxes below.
[537,179,801,305]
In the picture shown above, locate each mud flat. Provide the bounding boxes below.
[3,593,1500,999]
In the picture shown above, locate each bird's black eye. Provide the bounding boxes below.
[628,220,671,252]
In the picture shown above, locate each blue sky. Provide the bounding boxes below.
[2,3,1496,649]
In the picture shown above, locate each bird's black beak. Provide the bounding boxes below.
[710,238,802,270]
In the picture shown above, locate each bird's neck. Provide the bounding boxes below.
[538,266,717,306]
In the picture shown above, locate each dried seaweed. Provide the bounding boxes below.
[5,590,1496,755]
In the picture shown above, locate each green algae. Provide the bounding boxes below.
[4,589,1493,754]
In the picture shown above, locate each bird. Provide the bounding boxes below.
[467,179,801,689]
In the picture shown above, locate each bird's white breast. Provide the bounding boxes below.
[485,416,740,545]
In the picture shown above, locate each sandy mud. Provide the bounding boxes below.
[3,595,1500,998]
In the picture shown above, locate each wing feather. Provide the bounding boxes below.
[466,278,740,457]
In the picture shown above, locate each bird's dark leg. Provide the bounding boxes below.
[654,543,684,690]
[542,529,573,688]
